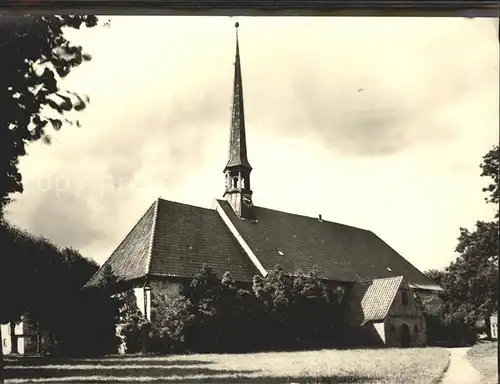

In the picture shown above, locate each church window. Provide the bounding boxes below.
[232,177,238,188]
[401,290,409,306]
[414,325,418,333]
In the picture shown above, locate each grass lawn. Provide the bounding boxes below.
[5,347,450,383]
[467,340,498,384]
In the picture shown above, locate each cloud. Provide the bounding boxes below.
[29,186,106,250]
[238,17,498,157]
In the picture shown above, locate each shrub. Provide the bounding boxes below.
[150,296,195,354]
[419,293,477,347]
[119,310,151,354]
[138,264,346,354]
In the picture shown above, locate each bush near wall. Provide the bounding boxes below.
[119,265,345,354]
[418,293,477,347]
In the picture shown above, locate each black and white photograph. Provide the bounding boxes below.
[0,14,498,384]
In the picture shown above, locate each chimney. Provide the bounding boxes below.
[318,214,323,222]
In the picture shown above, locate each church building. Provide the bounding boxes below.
[85,24,441,349]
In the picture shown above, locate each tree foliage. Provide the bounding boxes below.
[0,15,99,215]
[0,224,120,356]
[253,265,343,350]
[447,145,499,329]
[422,269,447,288]
[423,145,499,341]
[480,145,499,213]
[0,15,102,380]
[120,264,345,355]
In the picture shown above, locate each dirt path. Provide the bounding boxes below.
[440,347,481,384]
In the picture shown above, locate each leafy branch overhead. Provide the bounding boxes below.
[0,15,100,212]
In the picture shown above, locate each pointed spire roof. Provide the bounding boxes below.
[225,22,252,171]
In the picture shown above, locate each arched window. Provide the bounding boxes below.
[401,290,409,306]
[414,325,418,333]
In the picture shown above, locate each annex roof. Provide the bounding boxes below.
[345,276,404,326]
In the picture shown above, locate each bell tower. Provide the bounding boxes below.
[223,22,254,220]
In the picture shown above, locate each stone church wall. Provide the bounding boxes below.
[384,283,427,347]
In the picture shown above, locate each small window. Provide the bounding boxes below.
[389,325,395,332]
[414,325,418,333]
[401,290,409,306]
[3,339,6,347]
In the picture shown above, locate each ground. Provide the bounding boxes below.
[466,341,498,384]
[5,348,450,383]
[441,347,481,384]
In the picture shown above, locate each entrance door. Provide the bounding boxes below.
[400,323,410,347]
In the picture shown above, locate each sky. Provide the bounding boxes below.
[5,16,499,272]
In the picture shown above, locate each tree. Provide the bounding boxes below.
[479,145,499,217]
[0,221,42,383]
[0,15,100,215]
[0,225,120,358]
[0,15,101,380]
[423,269,447,288]
[253,265,343,350]
[65,265,122,357]
[443,145,499,339]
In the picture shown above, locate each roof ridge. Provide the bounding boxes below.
[214,199,268,277]
[373,275,404,282]
[215,199,371,232]
[146,198,161,276]
[158,197,213,211]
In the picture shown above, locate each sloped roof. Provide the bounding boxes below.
[215,199,439,287]
[85,199,258,288]
[86,197,441,291]
[85,200,156,288]
[345,276,404,326]
[149,199,257,281]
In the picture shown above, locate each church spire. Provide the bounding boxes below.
[223,22,254,220]
[225,22,252,171]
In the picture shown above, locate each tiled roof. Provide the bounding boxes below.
[345,276,404,326]
[148,199,257,282]
[215,199,438,287]
[85,199,259,288]
[86,197,441,291]
[85,201,156,288]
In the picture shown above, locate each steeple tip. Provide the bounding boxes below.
[224,19,254,219]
